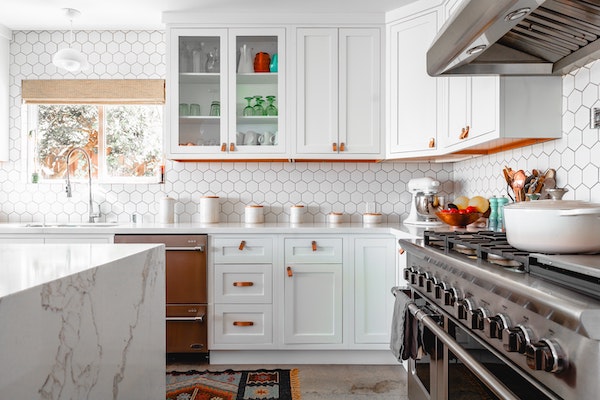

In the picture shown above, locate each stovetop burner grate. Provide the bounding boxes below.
[424,230,531,271]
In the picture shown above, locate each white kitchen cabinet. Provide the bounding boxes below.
[210,234,275,348]
[283,237,343,344]
[0,234,112,243]
[0,25,9,162]
[295,28,383,159]
[386,1,444,158]
[166,28,286,160]
[0,235,44,243]
[442,75,562,152]
[353,237,396,345]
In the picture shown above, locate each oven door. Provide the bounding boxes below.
[166,305,207,353]
[409,303,559,400]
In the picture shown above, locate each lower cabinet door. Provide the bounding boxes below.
[166,305,208,353]
[213,304,273,345]
[283,263,343,344]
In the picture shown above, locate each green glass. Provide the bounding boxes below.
[265,95,277,116]
[243,97,254,116]
[253,96,265,116]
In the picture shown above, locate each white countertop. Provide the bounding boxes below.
[0,243,162,299]
[0,221,419,236]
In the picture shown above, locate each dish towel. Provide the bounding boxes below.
[390,289,412,361]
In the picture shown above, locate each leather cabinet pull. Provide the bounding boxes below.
[221,143,227,152]
[230,142,235,152]
[332,142,338,152]
[287,266,293,277]
[239,240,246,250]
[233,281,254,287]
[428,138,435,148]
[339,142,345,152]
[398,247,405,255]
[459,125,470,140]
[311,240,317,251]
[233,321,254,327]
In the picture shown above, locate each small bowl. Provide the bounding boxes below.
[363,213,382,225]
[435,211,481,227]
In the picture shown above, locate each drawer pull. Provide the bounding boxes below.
[459,125,470,140]
[428,138,435,148]
[239,240,246,250]
[190,343,205,350]
[312,240,317,251]
[332,142,338,152]
[398,247,405,255]
[233,321,254,327]
[287,266,293,277]
[221,142,227,152]
[230,142,235,152]
[233,281,254,287]
[339,142,345,152]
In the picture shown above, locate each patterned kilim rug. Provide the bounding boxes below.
[166,369,301,400]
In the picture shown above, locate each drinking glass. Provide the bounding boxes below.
[209,101,220,116]
[243,97,254,116]
[253,96,265,116]
[265,95,277,116]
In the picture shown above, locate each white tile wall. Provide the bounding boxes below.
[453,60,600,203]
[0,30,454,224]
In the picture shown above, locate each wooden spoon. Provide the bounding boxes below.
[511,170,526,202]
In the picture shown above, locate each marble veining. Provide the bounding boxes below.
[0,244,166,400]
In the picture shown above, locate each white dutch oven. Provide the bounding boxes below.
[503,200,600,253]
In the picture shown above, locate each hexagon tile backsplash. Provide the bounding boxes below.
[1,30,599,224]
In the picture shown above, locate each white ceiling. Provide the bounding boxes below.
[0,0,413,30]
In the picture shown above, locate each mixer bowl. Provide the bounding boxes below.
[415,194,445,221]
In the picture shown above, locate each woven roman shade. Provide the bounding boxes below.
[21,79,165,104]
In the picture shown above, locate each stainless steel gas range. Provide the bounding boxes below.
[394,230,600,400]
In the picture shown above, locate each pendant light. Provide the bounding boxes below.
[52,8,89,72]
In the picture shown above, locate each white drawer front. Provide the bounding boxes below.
[213,237,273,263]
[215,264,272,304]
[285,238,343,263]
[213,304,273,344]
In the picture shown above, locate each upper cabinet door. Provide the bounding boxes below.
[295,28,339,156]
[295,27,383,159]
[387,7,443,157]
[167,28,228,158]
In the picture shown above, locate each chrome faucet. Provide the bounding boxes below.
[65,147,101,223]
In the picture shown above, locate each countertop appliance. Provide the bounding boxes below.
[427,0,600,76]
[404,177,444,226]
[394,230,600,400]
[114,234,208,358]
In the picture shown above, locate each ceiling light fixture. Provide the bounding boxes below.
[52,8,89,73]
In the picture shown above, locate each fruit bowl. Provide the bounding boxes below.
[435,211,482,227]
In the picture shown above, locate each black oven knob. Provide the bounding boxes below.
[403,267,415,281]
[417,272,429,288]
[456,298,475,320]
[444,287,460,306]
[484,314,510,339]
[410,271,419,285]
[425,276,438,293]
[503,325,533,353]
[434,282,448,299]
[469,307,489,330]
[525,339,567,373]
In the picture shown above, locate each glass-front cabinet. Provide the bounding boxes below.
[167,28,286,160]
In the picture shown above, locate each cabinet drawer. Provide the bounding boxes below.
[213,237,273,263]
[213,304,273,345]
[285,238,343,263]
[214,264,272,304]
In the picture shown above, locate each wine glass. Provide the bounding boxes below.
[243,97,254,116]
[253,96,265,116]
[265,95,277,116]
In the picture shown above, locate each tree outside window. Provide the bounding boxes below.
[28,104,163,183]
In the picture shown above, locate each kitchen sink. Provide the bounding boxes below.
[22,222,120,228]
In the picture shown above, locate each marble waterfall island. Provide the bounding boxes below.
[0,243,166,400]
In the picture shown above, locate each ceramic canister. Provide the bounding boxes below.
[290,204,305,224]
[245,205,264,224]
[199,195,220,223]
[328,212,344,225]
[158,196,175,223]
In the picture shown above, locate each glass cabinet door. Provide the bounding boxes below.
[169,28,227,156]
[228,28,285,155]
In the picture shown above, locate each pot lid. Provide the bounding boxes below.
[504,200,600,210]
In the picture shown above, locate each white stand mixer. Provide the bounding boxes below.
[404,177,444,226]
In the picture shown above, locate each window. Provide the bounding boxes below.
[22,79,165,183]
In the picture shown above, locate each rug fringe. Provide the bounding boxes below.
[290,368,302,400]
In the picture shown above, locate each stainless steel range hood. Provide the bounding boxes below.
[427,0,600,76]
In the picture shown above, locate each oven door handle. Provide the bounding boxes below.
[166,315,205,323]
[408,303,520,400]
